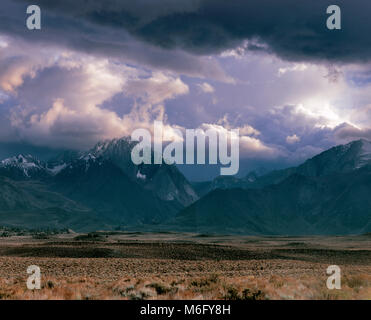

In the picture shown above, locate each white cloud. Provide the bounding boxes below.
[286,134,300,144]
[0,56,41,92]
[200,122,278,158]
[198,82,215,93]
[3,44,190,149]
[125,72,189,105]
[278,63,308,76]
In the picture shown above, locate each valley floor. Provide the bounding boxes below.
[0,232,370,300]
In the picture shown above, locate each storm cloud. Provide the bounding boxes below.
[1,1,371,178]
[8,0,371,64]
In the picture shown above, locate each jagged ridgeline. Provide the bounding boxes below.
[0,137,198,231]
[0,138,370,235]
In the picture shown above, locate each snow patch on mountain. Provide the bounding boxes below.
[136,170,146,180]
[80,153,97,162]
[47,163,67,175]
[0,155,45,177]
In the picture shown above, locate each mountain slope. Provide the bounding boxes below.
[52,156,178,225]
[89,138,198,206]
[1,139,370,235]
[0,137,198,230]
[197,139,371,195]
[174,165,371,235]
[0,176,104,231]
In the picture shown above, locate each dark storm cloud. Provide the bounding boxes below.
[12,0,371,64]
[0,0,230,81]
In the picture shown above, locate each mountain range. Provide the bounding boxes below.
[0,138,370,235]
[176,139,371,234]
[0,138,197,231]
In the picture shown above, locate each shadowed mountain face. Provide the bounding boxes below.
[0,138,197,231]
[175,140,371,235]
[0,139,370,234]
[89,138,198,206]
[175,168,371,235]
[194,139,371,196]
[52,156,178,225]
[0,176,104,231]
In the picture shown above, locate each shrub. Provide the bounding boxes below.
[223,287,265,300]
[146,283,172,295]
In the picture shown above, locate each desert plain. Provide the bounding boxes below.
[0,230,369,300]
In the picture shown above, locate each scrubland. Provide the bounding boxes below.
[0,231,369,300]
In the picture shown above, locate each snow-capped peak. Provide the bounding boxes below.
[0,154,45,177]
[90,137,133,158]
[1,154,39,167]
[79,153,97,162]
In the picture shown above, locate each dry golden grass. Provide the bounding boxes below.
[0,233,369,300]
[0,271,369,300]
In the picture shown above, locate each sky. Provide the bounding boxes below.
[1,0,371,180]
